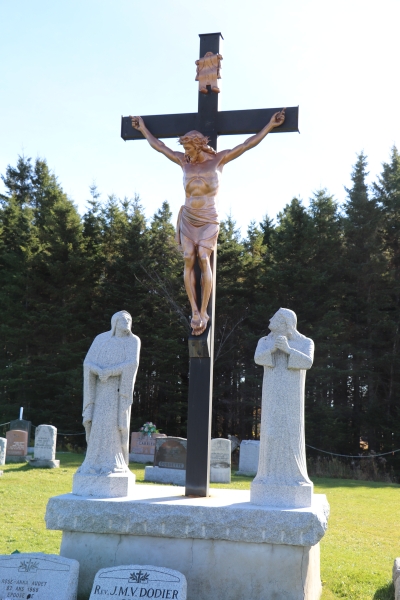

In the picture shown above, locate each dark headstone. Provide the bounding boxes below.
[154,437,187,470]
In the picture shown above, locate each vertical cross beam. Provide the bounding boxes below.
[184,32,223,497]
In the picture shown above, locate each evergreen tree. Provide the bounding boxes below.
[373,147,400,457]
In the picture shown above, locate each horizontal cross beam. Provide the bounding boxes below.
[121,106,299,141]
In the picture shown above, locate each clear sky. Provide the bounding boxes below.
[1,0,399,234]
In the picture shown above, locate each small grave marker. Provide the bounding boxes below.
[89,564,187,600]
[0,437,7,466]
[154,438,187,470]
[0,553,79,600]
[6,430,28,462]
[210,438,231,483]
[29,424,60,468]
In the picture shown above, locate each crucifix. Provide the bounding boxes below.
[121,32,299,497]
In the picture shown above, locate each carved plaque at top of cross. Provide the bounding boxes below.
[121,33,299,497]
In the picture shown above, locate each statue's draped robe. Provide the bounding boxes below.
[175,204,219,251]
[77,331,140,476]
[254,333,314,487]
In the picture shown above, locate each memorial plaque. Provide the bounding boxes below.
[154,437,187,470]
[34,425,57,460]
[0,553,79,600]
[6,430,28,457]
[89,564,187,600]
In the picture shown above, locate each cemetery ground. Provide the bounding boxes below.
[0,454,396,600]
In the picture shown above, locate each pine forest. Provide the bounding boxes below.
[1,150,399,473]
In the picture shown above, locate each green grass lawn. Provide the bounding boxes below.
[0,454,397,599]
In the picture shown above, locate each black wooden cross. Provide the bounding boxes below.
[121,32,299,497]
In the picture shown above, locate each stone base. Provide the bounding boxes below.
[145,466,185,485]
[72,471,135,498]
[251,478,314,509]
[5,455,28,464]
[62,531,321,600]
[28,458,60,468]
[129,452,154,464]
[46,486,329,600]
[210,466,231,483]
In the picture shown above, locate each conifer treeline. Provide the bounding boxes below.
[1,151,399,465]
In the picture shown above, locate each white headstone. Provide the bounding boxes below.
[0,437,6,466]
[73,311,140,498]
[237,440,260,475]
[210,438,231,483]
[250,308,314,508]
[0,553,79,600]
[34,425,57,460]
[89,565,187,600]
[393,558,400,600]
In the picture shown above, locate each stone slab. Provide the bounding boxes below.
[0,552,79,600]
[72,471,135,498]
[46,486,329,547]
[61,532,321,600]
[5,455,28,464]
[0,437,6,466]
[34,424,57,460]
[393,558,400,600]
[145,466,186,485]
[251,479,314,509]
[237,440,259,475]
[28,458,60,468]
[6,430,28,457]
[89,564,187,599]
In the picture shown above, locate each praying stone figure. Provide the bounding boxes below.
[250,308,314,509]
[131,109,285,336]
[72,311,140,498]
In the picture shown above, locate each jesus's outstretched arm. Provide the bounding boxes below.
[130,116,184,166]
[218,108,286,166]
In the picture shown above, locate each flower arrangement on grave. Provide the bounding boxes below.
[139,422,159,437]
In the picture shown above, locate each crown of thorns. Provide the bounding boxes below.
[178,131,216,154]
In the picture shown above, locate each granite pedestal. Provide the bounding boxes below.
[46,485,329,600]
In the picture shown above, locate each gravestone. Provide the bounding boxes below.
[129,432,167,464]
[0,437,6,465]
[145,437,187,485]
[0,553,79,600]
[237,440,260,475]
[10,419,31,445]
[29,424,60,468]
[6,430,28,463]
[210,438,231,483]
[89,565,187,600]
[393,558,400,600]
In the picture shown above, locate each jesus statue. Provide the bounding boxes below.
[131,110,285,336]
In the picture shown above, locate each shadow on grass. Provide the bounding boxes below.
[373,581,394,599]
